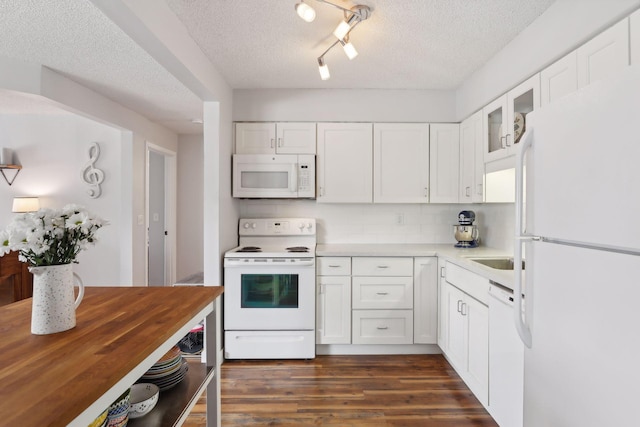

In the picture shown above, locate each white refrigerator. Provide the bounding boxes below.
[513,65,640,427]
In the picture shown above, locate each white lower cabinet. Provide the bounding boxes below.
[352,309,413,344]
[440,261,489,408]
[318,256,442,350]
[317,257,351,344]
[414,257,438,344]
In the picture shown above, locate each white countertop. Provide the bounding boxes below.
[316,243,519,290]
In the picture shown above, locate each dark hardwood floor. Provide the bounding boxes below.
[184,354,497,426]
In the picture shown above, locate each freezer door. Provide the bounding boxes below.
[524,241,640,426]
[526,66,640,250]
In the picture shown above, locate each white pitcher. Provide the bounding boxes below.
[29,264,84,335]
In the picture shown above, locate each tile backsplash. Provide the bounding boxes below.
[239,200,515,252]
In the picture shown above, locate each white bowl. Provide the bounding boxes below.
[129,383,159,419]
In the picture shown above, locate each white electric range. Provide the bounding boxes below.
[223,218,316,359]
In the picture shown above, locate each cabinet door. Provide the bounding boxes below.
[429,124,460,203]
[413,257,438,344]
[540,51,578,107]
[235,123,276,154]
[445,283,466,371]
[276,122,316,154]
[506,74,539,152]
[577,19,629,89]
[482,95,508,163]
[373,123,429,203]
[632,10,640,65]
[317,276,351,344]
[459,112,483,203]
[317,123,373,203]
[465,295,489,406]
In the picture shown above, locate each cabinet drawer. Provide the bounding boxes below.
[445,262,489,305]
[352,257,413,276]
[352,276,413,309]
[352,310,414,345]
[317,257,351,275]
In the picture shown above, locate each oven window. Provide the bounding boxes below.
[241,171,289,189]
[241,274,299,308]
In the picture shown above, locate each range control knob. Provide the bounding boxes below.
[298,223,305,231]
[243,222,250,229]
[251,222,257,229]
[306,223,313,231]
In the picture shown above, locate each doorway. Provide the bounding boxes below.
[146,143,176,286]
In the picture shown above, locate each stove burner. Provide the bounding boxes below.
[286,246,309,253]
[237,246,262,253]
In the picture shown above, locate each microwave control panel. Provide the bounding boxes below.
[297,155,315,198]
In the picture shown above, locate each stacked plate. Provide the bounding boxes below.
[139,345,189,391]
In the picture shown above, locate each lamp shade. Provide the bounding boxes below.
[12,197,40,213]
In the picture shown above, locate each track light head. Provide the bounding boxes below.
[317,57,330,80]
[295,1,316,22]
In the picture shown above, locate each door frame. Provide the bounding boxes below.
[145,142,177,286]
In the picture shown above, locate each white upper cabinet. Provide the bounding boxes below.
[577,18,629,89]
[632,9,640,65]
[235,122,316,154]
[373,123,430,203]
[540,50,578,107]
[459,111,484,203]
[483,74,539,163]
[429,124,460,203]
[317,123,373,203]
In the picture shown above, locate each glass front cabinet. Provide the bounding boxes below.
[483,74,540,163]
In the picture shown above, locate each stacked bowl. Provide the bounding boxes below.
[106,389,130,427]
[139,345,188,391]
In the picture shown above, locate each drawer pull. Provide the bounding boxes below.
[328,265,341,268]
[457,299,463,313]
[376,326,389,330]
[376,292,389,296]
[377,265,389,269]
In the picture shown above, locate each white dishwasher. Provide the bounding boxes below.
[488,281,524,427]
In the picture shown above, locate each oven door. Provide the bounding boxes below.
[224,258,315,330]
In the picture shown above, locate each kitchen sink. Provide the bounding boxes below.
[468,257,525,270]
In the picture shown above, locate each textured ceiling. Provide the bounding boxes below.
[166,0,555,89]
[0,0,555,134]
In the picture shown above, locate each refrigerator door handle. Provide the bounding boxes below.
[514,129,534,348]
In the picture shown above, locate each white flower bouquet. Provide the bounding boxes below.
[0,204,107,266]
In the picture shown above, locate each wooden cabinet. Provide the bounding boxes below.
[317,123,373,203]
[413,257,438,344]
[235,122,316,154]
[429,123,460,203]
[351,257,414,345]
[577,19,629,89]
[459,111,484,203]
[440,262,489,408]
[483,74,539,164]
[317,257,351,344]
[632,9,640,65]
[0,251,33,306]
[373,123,430,203]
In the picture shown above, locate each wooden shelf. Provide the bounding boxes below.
[0,164,22,185]
[129,357,214,427]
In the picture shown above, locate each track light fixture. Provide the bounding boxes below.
[295,0,372,80]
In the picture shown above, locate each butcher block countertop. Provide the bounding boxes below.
[0,286,223,427]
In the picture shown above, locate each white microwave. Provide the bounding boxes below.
[232,154,315,198]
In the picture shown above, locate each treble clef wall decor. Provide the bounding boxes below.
[81,142,105,198]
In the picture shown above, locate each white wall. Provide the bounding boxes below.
[233,89,457,123]
[0,113,125,285]
[177,133,204,280]
[456,0,640,120]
